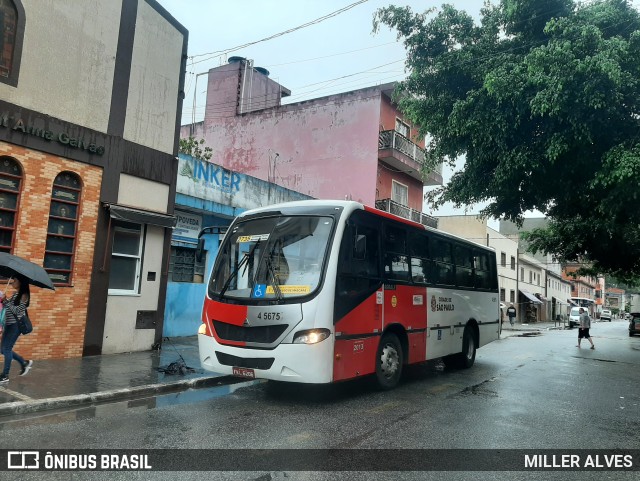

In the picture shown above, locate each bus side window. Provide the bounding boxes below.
[352,226,379,277]
[409,232,429,284]
[474,251,491,290]
[383,224,409,282]
[353,234,366,260]
[432,238,454,286]
[454,245,474,288]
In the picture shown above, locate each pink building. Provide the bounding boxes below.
[181,58,442,224]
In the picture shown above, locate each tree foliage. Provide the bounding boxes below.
[374,0,640,283]
[179,136,212,161]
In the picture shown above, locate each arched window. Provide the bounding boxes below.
[0,0,25,86]
[44,172,82,286]
[0,156,22,253]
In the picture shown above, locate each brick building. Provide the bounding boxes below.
[0,0,187,358]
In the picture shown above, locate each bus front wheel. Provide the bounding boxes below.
[374,333,403,390]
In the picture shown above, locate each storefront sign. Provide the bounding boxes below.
[177,156,242,202]
[173,211,201,241]
[0,114,105,155]
[176,155,312,210]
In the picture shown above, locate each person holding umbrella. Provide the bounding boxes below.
[0,275,33,383]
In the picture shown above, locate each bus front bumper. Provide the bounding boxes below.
[198,333,334,384]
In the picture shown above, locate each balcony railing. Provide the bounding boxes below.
[378,130,443,185]
[375,198,438,229]
[378,130,426,164]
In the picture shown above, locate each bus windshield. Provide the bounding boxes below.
[209,215,334,301]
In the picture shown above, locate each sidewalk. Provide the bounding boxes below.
[0,322,571,417]
[0,336,232,417]
[500,320,567,338]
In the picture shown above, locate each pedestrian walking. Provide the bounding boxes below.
[576,307,595,350]
[0,275,33,384]
[506,303,517,327]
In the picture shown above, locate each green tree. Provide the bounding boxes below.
[179,136,212,161]
[374,0,640,283]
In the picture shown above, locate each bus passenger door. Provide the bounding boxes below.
[333,213,383,382]
[382,225,427,364]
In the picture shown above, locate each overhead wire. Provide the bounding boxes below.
[189,0,370,66]
[182,3,639,123]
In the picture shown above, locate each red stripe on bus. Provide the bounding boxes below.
[205,300,248,325]
[363,205,426,229]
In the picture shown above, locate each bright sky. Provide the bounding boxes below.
[157,0,483,125]
[157,0,639,222]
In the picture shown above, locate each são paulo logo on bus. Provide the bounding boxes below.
[431,295,455,312]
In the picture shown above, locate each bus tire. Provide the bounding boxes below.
[446,326,476,369]
[374,333,403,390]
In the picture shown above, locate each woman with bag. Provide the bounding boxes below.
[0,275,33,384]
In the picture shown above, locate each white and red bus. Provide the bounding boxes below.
[197,200,500,389]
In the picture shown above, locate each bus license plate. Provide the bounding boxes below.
[232,367,255,379]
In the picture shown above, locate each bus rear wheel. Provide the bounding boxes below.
[374,333,403,390]
[445,326,476,369]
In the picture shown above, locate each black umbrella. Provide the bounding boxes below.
[0,252,55,290]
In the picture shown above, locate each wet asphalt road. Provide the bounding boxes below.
[1,320,638,481]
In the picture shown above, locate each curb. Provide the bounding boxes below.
[0,375,240,417]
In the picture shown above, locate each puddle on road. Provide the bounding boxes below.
[0,379,261,430]
[452,377,499,398]
[514,332,542,337]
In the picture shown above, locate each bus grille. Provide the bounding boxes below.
[216,352,275,370]
[213,320,288,344]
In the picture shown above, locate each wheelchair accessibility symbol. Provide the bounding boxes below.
[253,284,266,298]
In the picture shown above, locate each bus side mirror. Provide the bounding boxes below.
[354,234,366,260]
[196,238,205,263]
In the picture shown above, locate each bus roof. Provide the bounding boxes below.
[235,200,495,253]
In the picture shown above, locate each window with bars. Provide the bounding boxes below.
[169,246,206,283]
[44,172,81,286]
[0,156,21,254]
[500,288,505,302]
[510,290,515,303]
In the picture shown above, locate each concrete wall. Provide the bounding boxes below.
[123,0,184,154]
[437,215,488,243]
[102,175,170,353]
[103,225,165,353]
[0,0,184,155]
[376,164,424,211]
[0,0,120,132]
[487,227,518,306]
[197,87,382,205]
[118,173,170,213]
[379,94,424,147]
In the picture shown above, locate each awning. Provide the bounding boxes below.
[536,294,548,302]
[519,289,542,304]
[107,204,176,228]
[568,299,578,306]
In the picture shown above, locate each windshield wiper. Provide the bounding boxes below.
[219,240,261,297]
[264,257,284,301]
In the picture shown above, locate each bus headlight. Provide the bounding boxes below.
[293,328,331,344]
